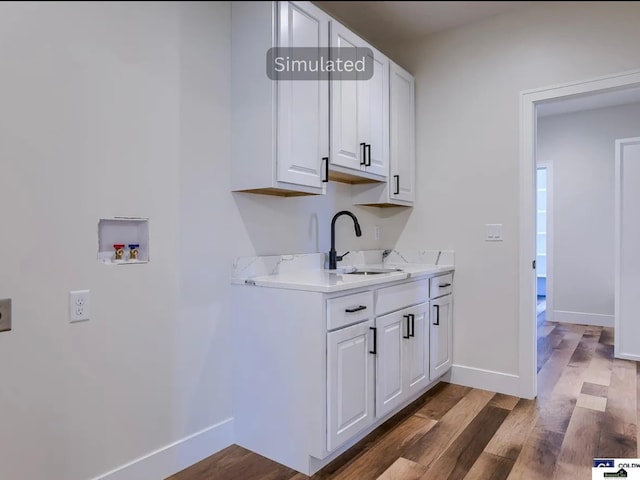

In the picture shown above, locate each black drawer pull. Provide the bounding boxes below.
[439,283,451,288]
[369,327,377,355]
[322,157,329,183]
[433,304,440,326]
[360,143,366,165]
[403,314,411,339]
[410,313,415,337]
[365,144,371,166]
[393,175,400,195]
[345,305,367,313]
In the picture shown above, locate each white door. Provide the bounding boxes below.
[363,50,389,177]
[404,303,429,396]
[615,137,640,361]
[330,21,364,171]
[276,1,329,188]
[327,319,375,451]
[430,295,452,380]
[389,62,415,202]
[374,311,404,418]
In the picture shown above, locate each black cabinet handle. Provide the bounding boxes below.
[439,283,451,288]
[360,143,366,165]
[345,305,366,313]
[433,304,440,326]
[365,144,371,166]
[393,175,400,195]
[403,314,411,339]
[322,157,329,183]
[369,327,377,354]
[410,313,415,337]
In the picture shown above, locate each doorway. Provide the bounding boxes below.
[519,70,640,398]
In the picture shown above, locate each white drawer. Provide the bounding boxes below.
[375,279,428,316]
[430,273,453,299]
[327,291,374,330]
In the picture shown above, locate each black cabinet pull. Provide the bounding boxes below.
[433,304,440,326]
[345,305,366,313]
[365,144,371,166]
[369,327,377,354]
[439,283,451,288]
[360,143,366,165]
[403,314,411,339]
[322,157,329,183]
[410,313,415,337]
[393,175,400,195]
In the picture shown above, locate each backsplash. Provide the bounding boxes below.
[232,249,455,279]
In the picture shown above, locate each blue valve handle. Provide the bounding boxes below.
[128,244,140,249]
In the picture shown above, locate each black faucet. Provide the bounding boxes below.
[328,210,362,270]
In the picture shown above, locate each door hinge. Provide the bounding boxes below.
[532,260,536,269]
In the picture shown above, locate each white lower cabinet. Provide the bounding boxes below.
[232,272,453,476]
[430,294,453,380]
[374,302,429,418]
[327,319,375,451]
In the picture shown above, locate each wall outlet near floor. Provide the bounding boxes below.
[0,298,12,332]
[69,290,90,322]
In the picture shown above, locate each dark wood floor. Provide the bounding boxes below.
[169,317,639,480]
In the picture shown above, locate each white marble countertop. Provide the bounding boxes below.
[234,263,454,293]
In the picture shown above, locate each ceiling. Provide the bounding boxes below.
[315,1,532,47]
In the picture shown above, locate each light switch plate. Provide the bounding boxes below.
[0,298,12,332]
[485,224,503,241]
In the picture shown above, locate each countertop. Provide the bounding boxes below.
[233,263,454,293]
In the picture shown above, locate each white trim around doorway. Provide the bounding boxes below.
[519,68,640,399]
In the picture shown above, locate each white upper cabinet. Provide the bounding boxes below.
[276,1,329,189]
[389,62,416,203]
[231,1,329,196]
[330,21,389,182]
[353,61,415,206]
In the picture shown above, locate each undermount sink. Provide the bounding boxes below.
[344,268,403,275]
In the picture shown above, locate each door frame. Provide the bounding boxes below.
[519,68,640,398]
[614,136,640,361]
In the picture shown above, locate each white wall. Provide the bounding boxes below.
[0,2,411,479]
[537,102,640,326]
[385,1,640,389]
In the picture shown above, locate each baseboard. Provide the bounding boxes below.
[92,417,234,480]
[550,310,614,327]
[443,364,520,397]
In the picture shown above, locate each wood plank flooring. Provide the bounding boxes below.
[168,321,639,480]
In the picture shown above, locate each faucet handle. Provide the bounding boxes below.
[336,251,350,262]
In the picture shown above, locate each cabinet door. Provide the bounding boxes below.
[404,303,430,396]
[330,21,364,171]
[390,62,415,203]
[362,50,389,178]
[430,295,453,380]
[276,1,329,188]
[327,319,375,452]
[374,311,404,418]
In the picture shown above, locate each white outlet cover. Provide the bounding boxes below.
[69,290,90,322]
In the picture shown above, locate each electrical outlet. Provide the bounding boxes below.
[0,298,12,332]
[374,225,381,241]
[69,290,90,322]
